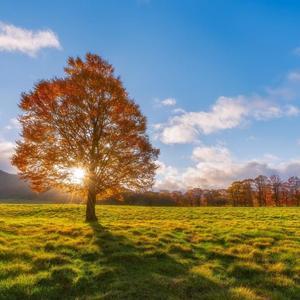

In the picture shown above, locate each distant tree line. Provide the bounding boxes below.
[103,175,300,207]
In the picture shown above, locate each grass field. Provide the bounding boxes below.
[0,205,299,300]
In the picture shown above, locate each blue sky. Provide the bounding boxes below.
[1,0,300,189]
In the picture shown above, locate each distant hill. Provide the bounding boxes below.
[0,170,80,203]
[0,170,34,200]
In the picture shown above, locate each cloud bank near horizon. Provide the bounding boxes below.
[155,145,300,191]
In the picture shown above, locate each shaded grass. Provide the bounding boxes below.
[0,205,299,299]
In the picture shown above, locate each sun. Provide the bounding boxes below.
[69,167,86,184]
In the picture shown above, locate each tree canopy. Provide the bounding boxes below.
[12,53,159,221]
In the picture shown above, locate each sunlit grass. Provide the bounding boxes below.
[0,205,299,299]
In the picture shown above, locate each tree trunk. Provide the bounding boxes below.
[85,185,97,222]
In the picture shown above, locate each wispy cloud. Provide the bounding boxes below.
[156,96,299,144]
[158,96,247,144]
[160,98,176,106]
[154,97,177,108]
[155,71,300,145]
[0,22,61,56]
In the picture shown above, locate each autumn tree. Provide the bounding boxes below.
[227,181,243,206]
[287,176,300,206]
[12,53,159,222]
[185,189,202,206]
[170,191,183,206]
[189,188,203,206]
[270,175,282,206]
[281,181,290,206]
[204,189,226,206]
[254,175,269,206]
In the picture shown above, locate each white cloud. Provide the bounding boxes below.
[0,140,15,172]
[249,99,283,120]
[155,70,300,145]
[156,161,179,177]
[192,145,231,164]
[155,145,300,190]
[160,98,176,106]
[160,124,198,144]
[157,96,247,144]
[180,160,271,189]
[156,96,300,145]
[0,22,61,56]
[172,108,186,114]
[155,161,183,190]
[0,118,19,172]
[152,123,163,130]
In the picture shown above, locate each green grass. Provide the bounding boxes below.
[0,205,299,299]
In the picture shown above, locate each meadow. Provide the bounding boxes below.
[0,204,299,300]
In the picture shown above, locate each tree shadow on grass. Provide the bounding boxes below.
[192,245,300,300]
[75,221,231,300]
[2,222,232,300]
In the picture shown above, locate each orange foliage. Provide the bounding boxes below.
[12,53,159,220]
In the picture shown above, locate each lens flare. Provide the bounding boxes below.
[69,167,86,184]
